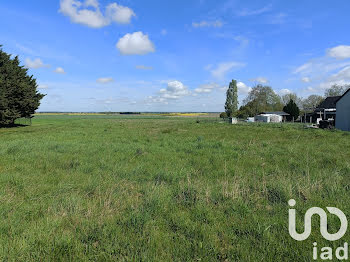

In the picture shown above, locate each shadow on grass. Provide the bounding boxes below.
[0,124,29,128]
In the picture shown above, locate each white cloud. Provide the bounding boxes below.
[237,5,272,17]
[159,81,190,99]
[106,3,135,24]
[299,66,350,95]
[279,89,291,95]
[293,45,350,95]
[250,77,269,84]
[25,58,49,69]
[38,84,49,89]
[59,0,107,28]
[147,95,168,104]
[329,66,350,82]
[294,62,312,74]
[136,65,153,70]
[210,62,246,79]
[97,77,114,83]
[306,86,316,92]
[237,82,251,94]
[327,45,350,60]
[116,32,155,55]
[294,45,350,76]
[59,0,135,28]
[54,67,66,74]
[148,81,191,104]
[317,80,349,92]
[301,77,310,83]
[194,83,219,93]
[192,20,223,28]
[210,81,251,95]
[293,59,350,76]
[161,29,167,36]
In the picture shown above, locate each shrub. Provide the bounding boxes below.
[219,112,228,119]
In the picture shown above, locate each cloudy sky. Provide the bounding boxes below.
[1,0,350,112]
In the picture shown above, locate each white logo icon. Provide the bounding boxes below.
[288,199,348,241]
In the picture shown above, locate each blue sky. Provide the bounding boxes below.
[1,0,350,112]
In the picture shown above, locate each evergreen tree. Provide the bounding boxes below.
[0,46,44,125]
[225,80,238,117]
[283,99,300,120]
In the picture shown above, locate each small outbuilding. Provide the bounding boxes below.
[229,117,238,124]
[255,112,290,123]
[335,89,350,131]
[258,111,290,122]
[255,114,272,123]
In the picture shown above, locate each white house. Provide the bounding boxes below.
[336,89,350,131]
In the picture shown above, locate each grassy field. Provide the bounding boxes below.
[0,115,349,261]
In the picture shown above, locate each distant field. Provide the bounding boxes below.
[35,112,220,117]
[0,115,349,261]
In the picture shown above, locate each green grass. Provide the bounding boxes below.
[0,115,350,261]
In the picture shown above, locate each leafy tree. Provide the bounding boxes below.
[240,85,283,116]
[224,80,238,117]
[219,112,228,119]
[324,84,349,97]
[302,95,324,111]
[0,46,45,125]
[283,99,300,120]
[236,105,254,119]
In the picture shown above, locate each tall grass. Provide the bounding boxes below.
[0,115,349,261]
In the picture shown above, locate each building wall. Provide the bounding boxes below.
[270,115,283,123]
[336,91,350,131]
[254,114,283,123]
[255,115,270,123]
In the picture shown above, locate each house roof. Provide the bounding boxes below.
[316,96,341,109]
[261,111,290,116]
[336,88,350,103]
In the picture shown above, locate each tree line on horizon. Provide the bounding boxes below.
[222,79,349,120]
[1,45,349,125]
